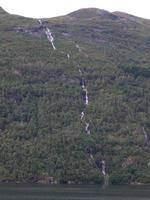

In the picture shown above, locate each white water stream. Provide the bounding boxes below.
[38,19,42,25]
[80,111,84,120]
[38,19,56,50]
[85,122,90,135]
[75,40,109,185]
[45,27,56,50]
[76,44,82,52]
[37,20,109,185]
[101,160,106,176]
[143,127,148,144]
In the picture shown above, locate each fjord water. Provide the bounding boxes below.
[0,185,150,200]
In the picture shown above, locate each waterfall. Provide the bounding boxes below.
[80,78,86,89]
[85,92,89,105]
[45,27,56,50]
[38,19,56,50]
[38,19,42,25]
[83,88,89,105]
[80,111,84,120]
[143,127,148,144]
[37,19,109,185]
[89,153,94,161]
[85,122,90,135]
[60,51,70,59]
[75,42,109,186]
[101,160,109,186]
[79,69,82,75]
[76,43,109,186]
[101,160,106,176]
[76,44,82,52]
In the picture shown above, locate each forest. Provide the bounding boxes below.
[0,7,150,184]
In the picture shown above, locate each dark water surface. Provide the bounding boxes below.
[0,184,150,200]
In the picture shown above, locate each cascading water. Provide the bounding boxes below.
[101,160,106,176]
[45,27,56,50]
[80,111,84,120]
[80,78,85,89]
[37,20,109,186]
[85,122,90,135]
[38,19,42,25]
[76,42,109,186]
[38,19,56,50]
[79,69,82,75]
[84,88,89,105]
[143,127,148,145]
[75,44,82,52]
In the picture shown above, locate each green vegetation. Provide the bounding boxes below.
[0,7,150,184]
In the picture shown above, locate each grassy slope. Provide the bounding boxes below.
[0,8,150,184]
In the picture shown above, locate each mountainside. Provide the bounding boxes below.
[0,7,150,185]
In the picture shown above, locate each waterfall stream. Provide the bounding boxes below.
[75,43,109,185]
[80,78,85,89]
[143,127,148,144]
[80,111,84,120]
[79,69,82,75]
[84,88,89,105]
[85,122,90,135]
[37,20,109,185]
[101,160,106,176]
[38,19,42,25]
[75,44,82,52]
[45,27,56,50]
[38,19,56,50]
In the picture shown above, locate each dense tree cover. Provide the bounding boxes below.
[0,7,150,184]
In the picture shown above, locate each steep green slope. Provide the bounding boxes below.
[0,7,150,184]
